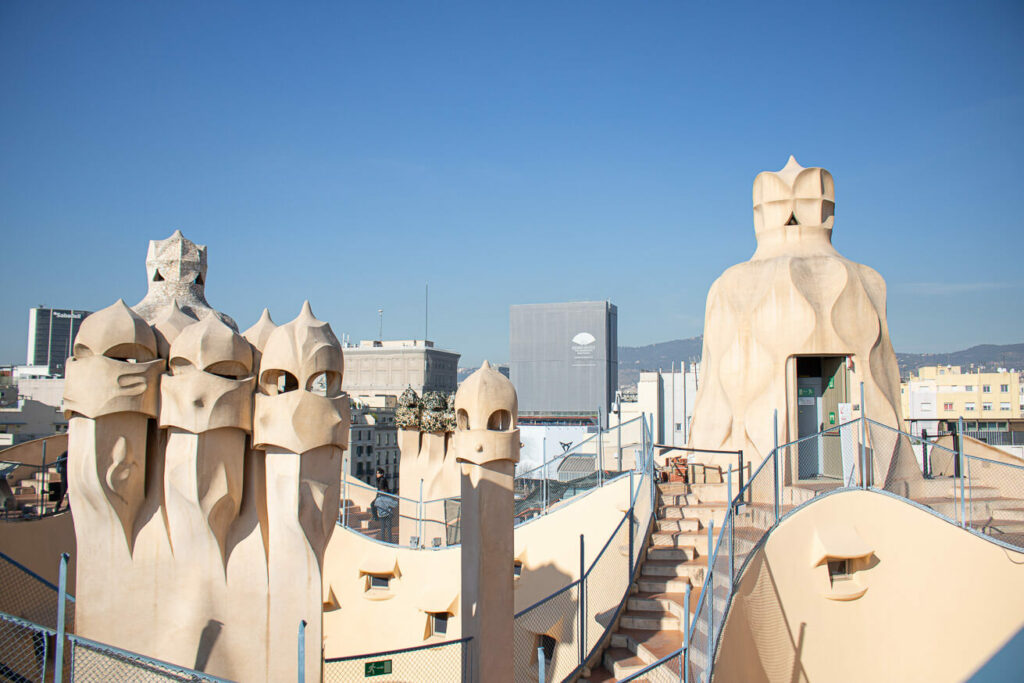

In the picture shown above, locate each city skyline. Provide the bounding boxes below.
[2,1,1023,367]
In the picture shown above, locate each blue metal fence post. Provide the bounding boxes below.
[628,469,635,579]
[682,582,691,683]
[727,468,734,598]
[859,383,867,489]
[341,467,348,527]
[968,450,973,528]
[648,416,655,513]
[543,464,548,514]
[418,479,424,547]
[41,440,47,513]
[297,619,306,683]
[772,410,780,523]
[578,534,586,668]
[597,406,604,487]
[959,416,966,528]
[706,520,713,682]
[617,409,623,472]
[55,552,69,683]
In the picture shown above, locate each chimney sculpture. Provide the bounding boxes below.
[133,230,237,329]
[64,233,346,682]
[454,362,520,683]
[686,157,918,490]
[395,388,459,546]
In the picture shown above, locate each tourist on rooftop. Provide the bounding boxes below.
[372,468,396,543]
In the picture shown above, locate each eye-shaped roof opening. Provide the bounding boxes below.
[260,369,299,395]
[257,301,344,396]
[454,361,518,430]
[167,316,252,379]
[73,299,158,362]
[487,409,512,431]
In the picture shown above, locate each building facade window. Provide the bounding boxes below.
[1000,402,1011,411]
[943,402,953,411]
[966,402,976,411]
[964,386,974,392]
[983,402,992,411]
[982,385,991,393]
[1000,384,1009,393]
[428,613,449,637]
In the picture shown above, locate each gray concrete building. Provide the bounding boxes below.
[342,340,460,402]
[510,301,618,422]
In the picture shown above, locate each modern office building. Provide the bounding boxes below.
[26,308,91,377]
[341,339,460,402]
[509,301,618,422]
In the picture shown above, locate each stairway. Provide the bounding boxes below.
[340,502,395,543]
[587,480,731,682]
[1,464,65,519]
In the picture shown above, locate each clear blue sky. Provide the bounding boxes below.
[2,1,1022,367]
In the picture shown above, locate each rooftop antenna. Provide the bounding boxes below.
[377,308,383,342]
[425,283,429,342]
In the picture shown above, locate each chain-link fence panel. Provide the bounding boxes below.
[419,496,459,549]
[68,634,231,682]
[864,419,900,489]
[444,497,462,546]
[514,476,545,524]
[731,450,777,584]
[685,574,712,683]
[0,551,74,632]
[709,515,732,668]
[324,637,471,683]
[0,611,51,682]
[966,455,1024,550]
[866,420,963,520]
[618,648,686,683]
[339,479,420,546]
[583,515,630,659]
[513,582,581,683]
[632,467,653,572]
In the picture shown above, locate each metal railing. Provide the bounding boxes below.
[0,553,231,683]
[339,477,462,548]
[0,550,75,632]
[68,634,232,682]
[0,454,69,521]
[511,415,655,682]
[323,636,473,683]
[963,430,1024,447]
[622,406,1024,682]
[339,416,644,549]
[0,611,53,682]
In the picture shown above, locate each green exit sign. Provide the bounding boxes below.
[365,660,392,677]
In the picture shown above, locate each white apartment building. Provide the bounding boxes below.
[901,365,1024,445]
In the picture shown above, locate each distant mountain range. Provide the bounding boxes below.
[460,341,1024,389]
[614,339,1024,387]
[895,344,1024,377]
[617,337,704,386]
